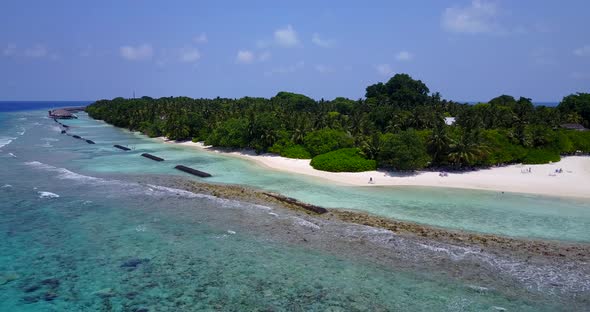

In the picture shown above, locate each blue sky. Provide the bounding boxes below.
[1,0,589,102]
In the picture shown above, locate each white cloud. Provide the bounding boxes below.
[24,45,48,58]
[120,44,153,61]
[574,45,590,57]
[265,61,304,76]
[193,33,208,44]
[258,51,271,62]
[442,0,498,34]
[395,51,413,61]
[314,64,333,74]
[274,25,299,47]
[179,47,201,62]
[2,44,17,57]
[236,50,255,64]
[375,64,394,76]
[312,33,335,48]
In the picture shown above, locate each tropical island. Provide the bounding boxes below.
[87,73,590,174]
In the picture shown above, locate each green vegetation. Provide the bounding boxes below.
[310,148,377,172]
[86,74,590,172]
[303,129,354,156]
[378,130,431,170]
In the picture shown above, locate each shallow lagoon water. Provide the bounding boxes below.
[13,109,588,242]
[0,104,589,310]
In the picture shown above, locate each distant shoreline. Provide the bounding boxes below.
[158,137,590,200]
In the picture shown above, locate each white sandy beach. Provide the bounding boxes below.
[160,138,590,199]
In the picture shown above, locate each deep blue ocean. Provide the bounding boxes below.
[1,101,588,311]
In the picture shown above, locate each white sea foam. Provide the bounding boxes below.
[38,191,59,199]
[17,127,26,135]
[41,138,59,142]
[8,153,16,158]
[55,168,105,183]
[467,285,490,292]
[292,217,321,230]
[0,137,15,148]
[227,230,236,235]
[145,184,216,200]
[25,161,57,170]
[268,212,279,217]
[1,184,12,188]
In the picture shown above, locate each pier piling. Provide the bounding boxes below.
[174,165,212,177]
[141,153,164,161]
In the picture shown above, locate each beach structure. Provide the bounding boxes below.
[141,153,164,161]
[444,117,456,126]
[86,139,95,144]
[560,123,588,131]
[72,135,82,139]
[114,144,131,151]
[174,165,212,178]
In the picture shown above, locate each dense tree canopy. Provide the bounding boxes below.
[86,74,590,172]
[558,93,590,128]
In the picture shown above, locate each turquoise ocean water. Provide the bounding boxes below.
[1,102,589,311]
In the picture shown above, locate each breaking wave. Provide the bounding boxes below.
[0,136,15,148]
[38,191,60,199]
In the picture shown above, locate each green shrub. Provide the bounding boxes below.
[311,148,377,172]
[304,129,354,156]
[482,129,527,165]
[280,145,311,159]
[522,149,561,164]
[378,130,431,170]
[205,118,250,148]
[566,130,590,152]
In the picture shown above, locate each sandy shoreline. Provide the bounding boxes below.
[159,138,590,199]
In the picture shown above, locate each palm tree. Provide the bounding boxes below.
[448,132,489,168]
[428,125,452,165]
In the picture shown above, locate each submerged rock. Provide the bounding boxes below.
[22,295,40,304]
[124,291,139,299]
[41,278,60,289]
[43,291,58,301]
[23,284,41,293]
[120,258,150,270]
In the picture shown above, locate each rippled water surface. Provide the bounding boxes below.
[1,103,588,310]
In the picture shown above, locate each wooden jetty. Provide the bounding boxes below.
[263,192,328,214]
[141,153,164,162]
[174,165,211,178]
[86,139,95,144]
[114,145,131,151]
[72,135,82,139]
